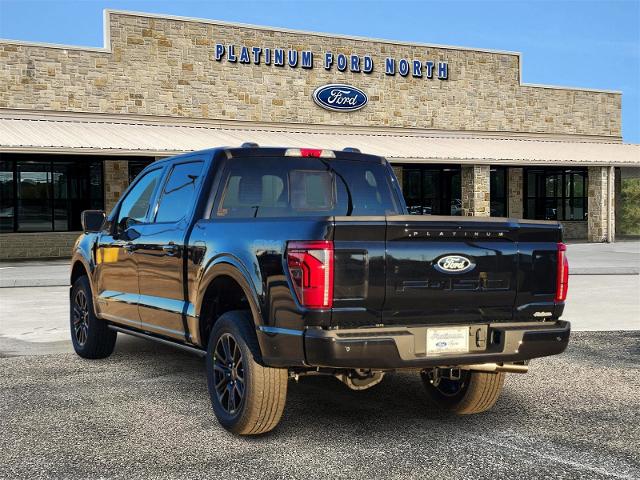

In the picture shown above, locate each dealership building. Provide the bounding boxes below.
[0,10,639,259]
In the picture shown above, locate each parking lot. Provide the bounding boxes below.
[0,332,638,479]
[0,241,638,479]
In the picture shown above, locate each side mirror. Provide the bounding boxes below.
[81,210,106,233]
[80,210,106,233]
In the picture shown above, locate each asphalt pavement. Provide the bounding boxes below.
[0,241,638,479]
[0,332,638,480]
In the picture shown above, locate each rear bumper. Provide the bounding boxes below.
[303,320,570,369]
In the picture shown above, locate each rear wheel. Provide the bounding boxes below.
[70,276,117,359]
[206,310,288,435]
[420,369,505,414]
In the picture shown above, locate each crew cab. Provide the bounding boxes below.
[70,146,570,435]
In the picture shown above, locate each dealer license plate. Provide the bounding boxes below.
[426,326,470,355]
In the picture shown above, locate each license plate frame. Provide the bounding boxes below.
[426,326,470,355]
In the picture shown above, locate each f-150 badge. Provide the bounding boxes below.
[435,255,475,274]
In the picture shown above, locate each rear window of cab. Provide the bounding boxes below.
[216,157,400,218]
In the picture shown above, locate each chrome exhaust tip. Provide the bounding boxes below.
[462,363,529,374]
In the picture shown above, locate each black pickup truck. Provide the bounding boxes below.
[71,146,570,435]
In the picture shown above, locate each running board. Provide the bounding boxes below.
[108,324,207,357]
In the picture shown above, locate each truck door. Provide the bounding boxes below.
[134,160,205,341]
[95,167,165,328]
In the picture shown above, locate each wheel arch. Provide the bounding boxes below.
[195,259,264,348]
[70,259,89,286]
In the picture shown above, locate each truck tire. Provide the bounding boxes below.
[70,275,117,359]
[206,310,288,435]
[420,370,505,415]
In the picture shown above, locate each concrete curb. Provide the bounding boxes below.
[0,279,69,288]
[570,268,640,276]
[1,268,639,288]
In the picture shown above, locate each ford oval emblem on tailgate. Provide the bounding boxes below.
[312,84,368,112]
[435,255,475,274]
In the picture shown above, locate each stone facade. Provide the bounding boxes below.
[0,11,626,259]
[507,167,523,218]
[561,222,589,240]
[0,232,80,259]
[461,165,490,216]
[587,166,615,242]
[104,160,130,213]
[0,11,621,138]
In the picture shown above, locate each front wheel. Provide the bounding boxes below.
[206,310,288,435]
[420,369,505,414]
[70,276,117,359]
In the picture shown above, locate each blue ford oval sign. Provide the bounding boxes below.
[312,84,368,112]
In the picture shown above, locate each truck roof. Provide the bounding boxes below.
[156,146,385,164]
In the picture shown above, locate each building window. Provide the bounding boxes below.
[524,168,587,221]
[400,165,461,215]
[128,159,155,183]
[0,154,104,232]
[490,166,508,217]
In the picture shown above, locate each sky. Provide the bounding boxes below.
[0,0,638,142]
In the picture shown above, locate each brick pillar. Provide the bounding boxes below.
[104,160,129,214]
[461,165,490,216]
[507,167,523,218]
[587,166,615,242]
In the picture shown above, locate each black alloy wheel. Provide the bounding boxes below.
[69,275,117,359]
[213,333,246,415]
[72,289,90,347]
[205,310,288,435]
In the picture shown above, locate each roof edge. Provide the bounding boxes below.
[0,108,626,144]
[0,9,622,96]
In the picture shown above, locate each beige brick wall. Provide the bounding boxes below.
[507,167,524,218]
[0,232,79,259]
[588,166,614,242]
[0,12,621,138]
[462,165,490,216]
[104,160,129,213]
[561,221,588,240]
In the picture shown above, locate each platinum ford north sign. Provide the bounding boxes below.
[313,84,368,112]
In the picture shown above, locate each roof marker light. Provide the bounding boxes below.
[285,148,336,158]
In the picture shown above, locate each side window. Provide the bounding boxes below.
[117,168,163,227]
[155,161,204,223]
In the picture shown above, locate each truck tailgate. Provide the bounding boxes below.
[383,216,518,325]
[330,215,562,327]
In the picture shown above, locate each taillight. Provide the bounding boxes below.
[286,240,334,309]
[555,242,569,302]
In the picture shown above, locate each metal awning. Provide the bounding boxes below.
[1,111,638,166]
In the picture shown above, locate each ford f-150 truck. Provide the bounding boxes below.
[70,146,570,435]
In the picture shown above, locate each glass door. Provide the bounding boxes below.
[401,165,461,216]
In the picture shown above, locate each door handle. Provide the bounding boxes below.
[162,244,179,256]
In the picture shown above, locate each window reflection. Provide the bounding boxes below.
[1,156,105,232]
[490,166,508,217]
[524,168,588,221]
[401,165,461,216]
